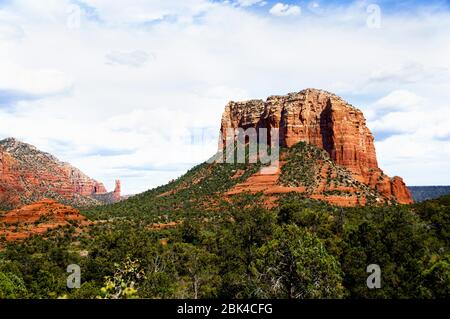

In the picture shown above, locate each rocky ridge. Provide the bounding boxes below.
[0,138,121,209]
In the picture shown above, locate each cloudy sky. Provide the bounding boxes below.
[0,0,449,194]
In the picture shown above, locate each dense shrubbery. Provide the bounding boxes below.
[0,194,449,299]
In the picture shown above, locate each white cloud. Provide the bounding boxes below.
[269,3,301,17]
[81,0,215,25]
[0,22,25,41]
[0,63,73,97]
[307,1,323,14]
[237,0,266,7]
[371,111,426,134]
[372,90,423,112]
[366,90,450,185]
[0,9,25,41]
[376,133,450,186]
[368,90,449,136]
[105,50,154,67]
[369,62,450,85]
[1,0,450,192]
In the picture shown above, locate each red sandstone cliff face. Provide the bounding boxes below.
[220,89,413,205]
[0,138,117,209]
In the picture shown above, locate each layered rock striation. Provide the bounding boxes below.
[0,138,121,209]
[220,88,413,204]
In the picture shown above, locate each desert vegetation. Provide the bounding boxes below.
[0,194,449,299]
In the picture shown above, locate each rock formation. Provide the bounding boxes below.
[113,180,121,202]
[0,199,91,241]
[92,179,123,204]
[219,88,413,204]
[0,138,121,209]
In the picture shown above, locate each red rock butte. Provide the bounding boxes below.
[219,88,413,205]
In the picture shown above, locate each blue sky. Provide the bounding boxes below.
[0,0,450,193]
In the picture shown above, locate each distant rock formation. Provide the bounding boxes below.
[0,138,122,209]
[114,180,121,201]
[93,179,124,204]
[220,88,413,205]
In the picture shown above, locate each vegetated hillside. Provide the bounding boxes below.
[84,142,396,221]
[409,186,450,202]
[82,145,263,221]
[1,192,449,299]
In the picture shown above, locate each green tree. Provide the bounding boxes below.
[0,272,28,298]
[217,207,275,298]
[140,246,179,298]
[423,256,450,298]
[254,224,345,299]
[172,243,220,299]
[180,219,201,244]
